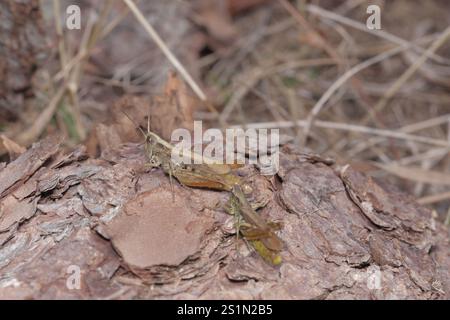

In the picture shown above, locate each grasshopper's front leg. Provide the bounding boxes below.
[225,195,263,241]
[224,195,246,255]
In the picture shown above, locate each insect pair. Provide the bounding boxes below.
[123,111,283,265]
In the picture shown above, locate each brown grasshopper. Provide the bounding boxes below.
[122,111,250,194]
[226,185,283,265]
[123,112,283,264]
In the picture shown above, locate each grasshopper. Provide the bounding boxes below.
[122,111,250,194]
[226,185,283,265]
[123,112,283,264]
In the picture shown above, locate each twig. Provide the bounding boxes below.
[229,119,450,148]
[397,148,450,166]
[219,58,337,123]
[17,85,67,146]
[53,5,131,82]
[68,1,115,141]
[301,45,407,145]
[347,114,450,157]
[364,26,450,125]
[66,12,98,141]
[123,0,207,102]
[306,4,450,65]
[399,114,450,133]
[277,0,340,63]
[418,191,450,206]
[52,0,68,72]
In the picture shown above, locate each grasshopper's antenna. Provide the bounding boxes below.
[121,110,147,139]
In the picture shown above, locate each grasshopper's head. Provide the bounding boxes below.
[146,131,160,144]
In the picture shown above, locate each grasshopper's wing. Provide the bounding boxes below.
[174,169,231,191]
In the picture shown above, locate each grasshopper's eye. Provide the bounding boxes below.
[242,183,253,195]
[149,157,160,166]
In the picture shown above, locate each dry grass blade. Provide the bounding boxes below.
[347,114,450,157]
[418,191,450,205]
[301,45,407,145]
[16,85,67,147]
[54,5,131,82]
[373,163,450,186]
[123,0,207,102]
[278,0,340,62]
[219,58,337,123]
[231,119,450,148]
[306,4,450,65]
[52,0,67,69]
[365,26,450,124]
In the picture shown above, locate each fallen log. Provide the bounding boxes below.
[0,136,448,299]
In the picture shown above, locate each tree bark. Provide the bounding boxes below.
[0,0,47,120]
[0,136,448,299]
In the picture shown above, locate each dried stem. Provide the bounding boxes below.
[123,0,207,102]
